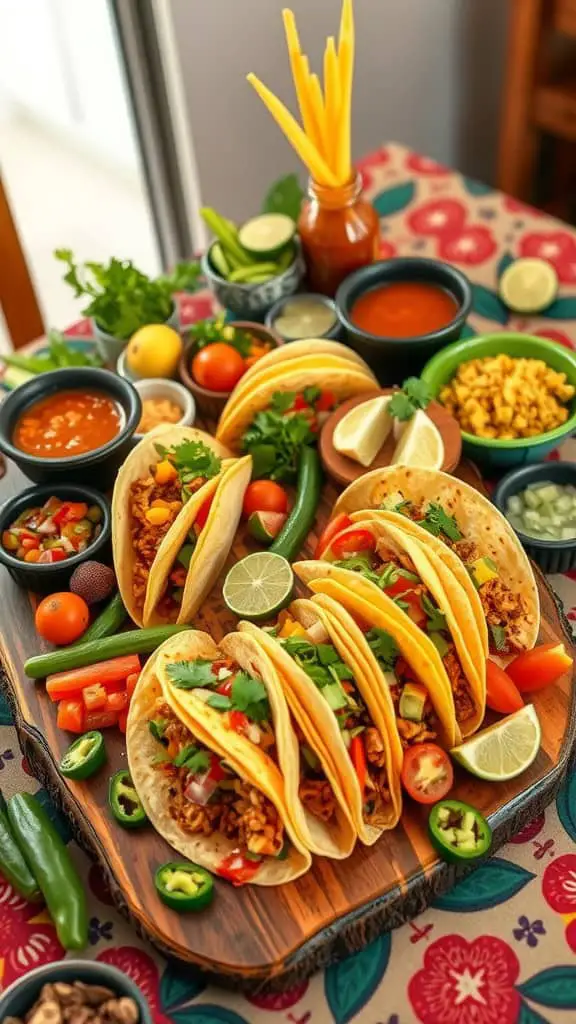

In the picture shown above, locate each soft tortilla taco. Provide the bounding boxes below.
[127,638,310,886]
[241,595,403,845]
[153,628,355,861]
[333,465,539,657]
[215,363,378,451]
[112,426,251,627]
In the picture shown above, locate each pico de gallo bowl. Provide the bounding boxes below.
[0,485,111,593]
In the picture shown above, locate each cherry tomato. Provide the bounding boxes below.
[242,480,289,519]
[401,743,454,804]
[330,528,377,560]
[35,592,90,645]
[192,342,245,392]
[195,493,214,531]
[486,659,524,714]
[314,514,353,558]
[506,643,574,693]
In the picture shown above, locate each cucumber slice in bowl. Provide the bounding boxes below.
[238,213,296,259]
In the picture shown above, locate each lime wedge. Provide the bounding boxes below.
[223,552,294,620]
[391,409,444,470]
[499,257,558,313]
[451,704,541,781]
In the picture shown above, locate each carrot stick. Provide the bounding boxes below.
[46,655,141,702]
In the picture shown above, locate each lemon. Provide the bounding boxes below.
[451,704,541,781]
[499,257,558,313]
[391,409,444,470]
[126,324,183,378]
[333,395,392,467]
[223,552,294,621]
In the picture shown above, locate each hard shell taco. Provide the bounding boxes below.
[241,595,403,845]
[333,465,539,657]
[127,635,311,886]
[112,426,251,627]
[152,628,356,862]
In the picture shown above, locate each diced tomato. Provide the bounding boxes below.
[401,743,453,804]
[57,699,84,733]
[350,733,367,799]
[486,660,524,714]
[20,536,40,551]
[84,709,119,730]
[384,578,427,629]
[118,709,129,734]
[315,516,354,558]
[195,494,215,531]
[126,673,139,699]
[506,643,574,693]
[82,684,108,711]
[292,394,308,411]
[229,710,249,732]
[217,852,262,886]
[106,690,129,713]
[315,390,335,412]
[170,567,187,587]
[38,548,67,564]
[216,679,233,697]
[331,528,377,560]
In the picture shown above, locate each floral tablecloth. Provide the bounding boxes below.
[2,142,576,1024]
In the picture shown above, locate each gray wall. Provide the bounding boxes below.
[166,0,508,223]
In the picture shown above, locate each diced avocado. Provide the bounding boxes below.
[469,556,498,587]
[507,495,522,515]
[524,489,541,509]
[340,729,351,748]
[399,682,428,722]
[535,483,562,504]
[322,680,349,711]
[524,509,541,527]
[429,631,449,658]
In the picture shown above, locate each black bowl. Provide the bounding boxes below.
[335,257,473,385]
[0,367,141,487]
[492,462,576,573]
[0,483,111,592]
[0,959,152,1024]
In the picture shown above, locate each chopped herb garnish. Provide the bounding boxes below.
[421,594,447,633]
[366,628,398,669]
[231,672,270,723]
[393,499,412,515]
[206,693,233,711]
[154,439,221,485]
[490,624,507,652]
[242,403,315,482]
[148,718,168,741]
[303,385,321,406]
[270,391,296,414]
[420,502,463,542]
[281,636,355,690]
[166,659,216,689]
[173,745,211,774]
[388,377,432,421]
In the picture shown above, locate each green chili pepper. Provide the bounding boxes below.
[108,770,148,829]
[59,731,106,780]
[0,791,41,901]
[7,792,88,949]
[154,861,214,912]
[428,799,492,864]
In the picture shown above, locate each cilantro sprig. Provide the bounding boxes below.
[366,628,398,670]
[421,594,447,633]
[165,660,270,724]
[154,439,221,489]
[166,659,216,689]
[281,636,354,688]
[388,377,433,422]
[188,312,254,358]
[419,503,462,542]
[172,744,211,774]
[242,391,316,482]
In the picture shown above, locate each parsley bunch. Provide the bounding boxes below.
[165,659,270,724]
[242,391,316,481]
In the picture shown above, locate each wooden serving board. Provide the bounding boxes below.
[1,450,575,993]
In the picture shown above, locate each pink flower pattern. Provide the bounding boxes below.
[0,878,63,989]
[407,199,466,238]
[519,230,576,284]
[437,225,497,266]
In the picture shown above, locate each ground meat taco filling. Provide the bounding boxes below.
[293,721,338,824]
[149,701,285,860]
[382,498,528,655]
[129,439,222,616]
[363,627,439,747]
[330,542,475,726]
[274,618,391,827]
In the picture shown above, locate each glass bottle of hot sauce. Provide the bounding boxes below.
[298,172,380,297]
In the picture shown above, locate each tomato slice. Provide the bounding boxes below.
[331,528,376,560]
[314,514,353,558]
[401,743,454,804]
[506,643,574,693]
[195,493,214,532]
[486,660,524,714]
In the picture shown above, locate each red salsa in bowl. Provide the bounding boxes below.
[350,282,459,339]
[12,389,124,458]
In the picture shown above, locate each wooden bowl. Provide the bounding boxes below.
[319,389,462,486]
[178,321,283,420]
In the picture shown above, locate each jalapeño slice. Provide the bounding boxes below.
[155,861,214,911]
[428,798,492,864]
[59,731,106,780]
[108,769,148,829]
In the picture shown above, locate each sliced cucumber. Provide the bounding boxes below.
[238,213,296,260]
[210,242,230,278]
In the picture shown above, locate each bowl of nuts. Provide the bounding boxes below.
[0,961,152,1024]
[421,332,576,469]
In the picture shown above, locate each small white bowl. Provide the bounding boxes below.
[132,378,195,442]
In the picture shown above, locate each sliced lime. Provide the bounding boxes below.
[223,552,294,620]
[451,704,541,781]
[499,257,558,313]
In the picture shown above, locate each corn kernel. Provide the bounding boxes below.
[145,506,171,525]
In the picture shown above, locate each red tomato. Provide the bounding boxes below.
[126,673,140,699]
[315,390,335,412]
[384,577,427,629]
[229,710,249,732]
[192,342,245,392]
[350,734,367,799]
[330,528,376,559]
[35,592,90,645]
[216,678,233,697]
[242,480,289,519]
[195,493,214,531]
[401,743,454,804]
[292,394,308,411]
[506,643,574,693]
[218,853,261,886]
[314,514,353,558]
[486,660,524,714]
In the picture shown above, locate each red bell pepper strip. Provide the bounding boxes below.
[46,655,141,701]
[350,734,367,800]
[57,699,84,733]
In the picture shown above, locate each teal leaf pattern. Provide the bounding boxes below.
[463,177,494,197]
[325,932,391,1023]
[517,966,576,1008]
[497,251,515,279]
[372,182,416,217]
[0,688,13,726]
[34,788,72,845]
[174,1008,249,1024]
[432,857,535,912]
[460,322,477,339]
[160,960,206,1010]
[556,767,576,841]
[518,1003,552,1024]
[541,296,576,320]
[472,283,509,324]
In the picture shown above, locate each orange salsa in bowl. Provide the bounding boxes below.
[350,282,459,339]
[13,389,124,458]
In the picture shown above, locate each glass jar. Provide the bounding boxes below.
[298,173,380,297]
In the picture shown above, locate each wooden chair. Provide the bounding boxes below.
[497,0,576,211]
[0,174,45,349]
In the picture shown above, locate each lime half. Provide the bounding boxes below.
[223,552,294,621]
[451,704,541,781]
[499,257,558,313]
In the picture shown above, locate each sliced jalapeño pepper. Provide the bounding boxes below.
[155,861,214,912]
[60,731,106,780]
[428,799,492,864]
[108,769,148,829]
